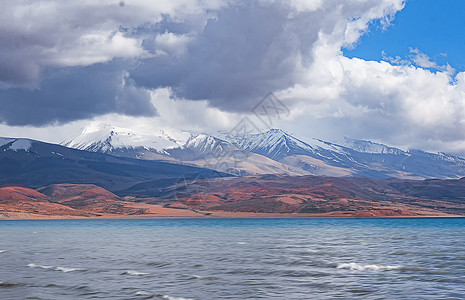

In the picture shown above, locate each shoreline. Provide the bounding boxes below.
[1,203,462,220]
[1,212,463,221]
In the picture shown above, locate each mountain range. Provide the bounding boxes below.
[63,123,465,179]
[2,125,465,218]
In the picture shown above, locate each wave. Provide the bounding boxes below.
[0,250,8,254]
[182,274,219,280]
[27,263,54,270]
[54,266,86,273]
[27,263,86,272]
[135,290,154,297]
[134,291,194,300]
[121,270,150,276]
[337,262,403,271]
[146,261,171,268]
[157,294,195,300]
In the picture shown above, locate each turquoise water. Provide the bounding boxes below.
[1,218,465,299]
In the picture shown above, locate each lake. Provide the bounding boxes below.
[1,217,465,299]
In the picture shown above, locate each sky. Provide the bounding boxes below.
[1,0,465,155]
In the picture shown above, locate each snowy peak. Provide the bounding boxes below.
[184,134,229,154]
[220,129,348,161]
[164,133,238,162]
[63,122,186,154]
[59,123,465,179]
[222,129,307,152]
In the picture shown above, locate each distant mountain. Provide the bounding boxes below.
[63,122,187,160]
[221,129,465,179]
[218,128,342,160]
[164,133,308,176]
[167,134,231,161]
[65,125,308,176]
[3,136,465,218]
[62,124,465,179]
[0,137,227,192]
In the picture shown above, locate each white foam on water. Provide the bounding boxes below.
[54,266,86,273]
[0,250,8,254]
[27,263,54,270]
[122,270,150,276]
[160,295,194,300]
[135,290,154,297]
[237,242,247,245]
[337,262,403,271]
[27,263,85,272]
[183,274,218,281]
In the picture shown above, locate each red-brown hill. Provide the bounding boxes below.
[0,186,92,217]
[156,175,465,216]
[0,184,148,218]
[37,184,145,214]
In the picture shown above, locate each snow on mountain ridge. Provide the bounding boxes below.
[10,139,33,152]
[0,138,33,152]
[64,122,187,154]
[183,134,230,155]
[220,129,310,151]
[0,137,15,148]
[60,124,465,179]
[341,137,408,155]
[218,129,351,161]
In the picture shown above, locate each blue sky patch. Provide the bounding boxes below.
[344,0,465,71]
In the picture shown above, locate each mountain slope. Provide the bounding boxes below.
[0,137,227,192]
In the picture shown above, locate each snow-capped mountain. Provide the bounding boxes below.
[167,134,231,161]
[62,124,465,179]
[218,129,465,179]
[219,129,350,161]
[63,122,189,160]
[165,133,308,176]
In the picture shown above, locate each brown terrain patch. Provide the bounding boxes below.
[2,174,465,219]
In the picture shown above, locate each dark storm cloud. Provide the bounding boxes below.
[131,2,321,111]
[0,0,404,126]
[0,0,179,125]
[0,62,155,126]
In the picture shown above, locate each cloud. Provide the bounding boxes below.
[0,62,155,126]
[6,0,465,155]
[382,48,456,75]
[0,0,225,124]
[130,0,406,111]
[279,44,465,154]
[0,0,406,126]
